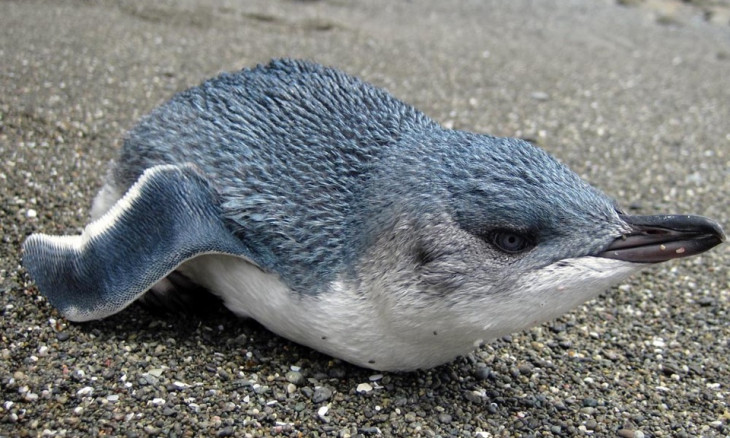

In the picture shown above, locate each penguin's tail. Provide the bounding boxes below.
[22,164,250,321]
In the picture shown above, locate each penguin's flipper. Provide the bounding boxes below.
[22,164,250,322]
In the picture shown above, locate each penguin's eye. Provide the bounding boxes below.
[491,231,532,254]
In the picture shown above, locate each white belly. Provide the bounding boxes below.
[175,254,481,371]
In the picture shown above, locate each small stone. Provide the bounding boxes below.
[518,363,534,375]
[172,381,189,390]
[56,332,70,342]
[550,323,566,333]
[696,296,715,307]
[618,429,638,438]
[76,387,93,397]
[438,413,452,424]
[285,371,305,386]
[582,398,598,407]
[144,426,159,435]
[312,386,333,403]
[328,367,346,378]
[148,398,165,406]
[317,405,329,419]
[356,383,373,393]
[475,366,493,380]
[531,91,550,101]
[147,368,164,377]
[217,427,234,437]
[464,390,486,404]
[585,419,597,430]
[368,374,383,381]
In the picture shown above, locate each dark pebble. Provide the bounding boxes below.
[661,362,682,376]
[550,323,566,333]
[583,398,598,407]
[312,386,333,403]
[56,332,70,342]
[518,363,534,375]
[475,366,493,380]
[696,296,715,307]
[216,427,234,437]
[328,367,346,378]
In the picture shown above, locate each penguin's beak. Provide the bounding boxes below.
[599,215,725,263]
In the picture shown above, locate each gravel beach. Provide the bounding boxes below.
[1,0,728,436]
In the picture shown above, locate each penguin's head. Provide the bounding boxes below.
[351,130,724,356]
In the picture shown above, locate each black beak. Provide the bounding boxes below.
[599,215,725,263]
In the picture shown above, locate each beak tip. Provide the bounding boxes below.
[600,214,725,263]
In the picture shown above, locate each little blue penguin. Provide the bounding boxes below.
[22,59,725,371]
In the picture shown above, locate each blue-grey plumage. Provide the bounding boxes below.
[23,59,725,371]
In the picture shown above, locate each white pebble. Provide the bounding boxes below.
[76,387,93,397]
[172,381,189,389]
[317,405,329,418]
[356,383,373,393]
[26,209,37,218]
[148,398,166,406]
[73,407,83,415]
[368,374,383,381]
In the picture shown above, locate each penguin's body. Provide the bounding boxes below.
[23,60,724,371]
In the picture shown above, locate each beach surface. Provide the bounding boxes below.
[1,0,728,436]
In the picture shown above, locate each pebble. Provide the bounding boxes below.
[285,371,305,386]
[76,387,93,397]
[585,419,597,430]
[582,398,598,407]
[356,383,373,393]
[217,427,235,437]
[531,91,550,101]
[312,386,333,403]
[618,429,645,438]
[317,405,329,419]
[474,366,493,380]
